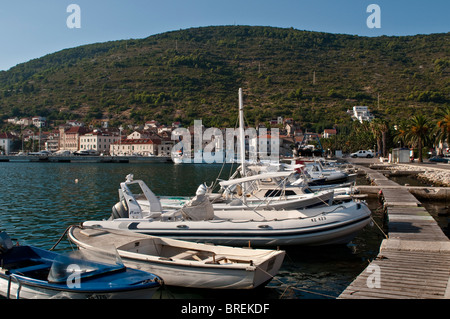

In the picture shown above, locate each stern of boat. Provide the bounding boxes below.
[252,250,285,289]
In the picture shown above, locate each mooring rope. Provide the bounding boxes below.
[370,214,389,239]
[255,264,336,299]
[49,224,76,251]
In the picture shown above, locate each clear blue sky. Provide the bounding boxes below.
[0,0,448,71]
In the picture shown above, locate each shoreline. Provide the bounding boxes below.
[382,163,450,187]
[345,157,450,187]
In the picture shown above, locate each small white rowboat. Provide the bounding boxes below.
[68,226,285,290]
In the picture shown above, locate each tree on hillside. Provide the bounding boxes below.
[406,114,431,162]
[350,121,375,151]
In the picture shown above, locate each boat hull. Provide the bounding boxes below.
[0,275,160,299]
[0,243,162,299]
[84,202,371,247]
[157,190,334,211]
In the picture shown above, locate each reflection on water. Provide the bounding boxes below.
[0,162,233,248]
[389,175,433,187]
[422,201,450,238]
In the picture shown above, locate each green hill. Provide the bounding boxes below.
[0,25,448,132]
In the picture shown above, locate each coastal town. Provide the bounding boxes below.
[0,106,377,157]
[0,115,322,157]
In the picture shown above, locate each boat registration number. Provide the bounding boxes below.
[310,216,326,222]
[87,294,108,299]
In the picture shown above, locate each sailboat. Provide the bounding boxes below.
[81,89,371,247]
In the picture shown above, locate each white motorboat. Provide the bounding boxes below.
[302,161,357,186]
[68,226,285,289]
[215,162,358,205]
[82,174,371,247]
[171,150,183,164]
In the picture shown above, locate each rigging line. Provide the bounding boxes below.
[227,115,240,179]
[281,285,336,299]
[255,265,335,299]
[49,224,76,251]
[211,159,227,191]
[208,115,242,191]
[314,189,332,207]
[370,215,389,239]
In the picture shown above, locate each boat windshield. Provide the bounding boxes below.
[47,247,125,283]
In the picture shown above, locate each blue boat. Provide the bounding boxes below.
[0,231,162,299]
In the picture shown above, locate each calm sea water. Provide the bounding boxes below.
[0,161,434,299]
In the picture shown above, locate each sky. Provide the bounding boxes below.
[0,0,448,71]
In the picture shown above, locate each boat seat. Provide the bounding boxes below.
[170,250,201,260]
[10,262,51,275]
[203,256,227,264]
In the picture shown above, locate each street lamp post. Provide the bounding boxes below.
[119,125,123,156]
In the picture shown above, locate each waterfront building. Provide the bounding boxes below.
[127,130,153,139]
[44,131,60,152]
[59,125,87,152]
[110,138,161,156]
[0,132,14,155]
[79,130,120,155]
[158,137,175,157]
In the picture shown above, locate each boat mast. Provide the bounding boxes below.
[238,88,246,177]
[238,88,247,201]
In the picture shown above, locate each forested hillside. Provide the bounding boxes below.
[0,26,448,132]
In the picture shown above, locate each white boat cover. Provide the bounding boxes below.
[218,171,293,187]
[179,194,214,221]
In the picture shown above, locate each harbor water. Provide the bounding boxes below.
[0,161,445,299]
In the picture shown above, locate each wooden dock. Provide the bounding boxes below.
[339,165,450,299]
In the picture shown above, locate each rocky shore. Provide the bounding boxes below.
[386,163,450,187]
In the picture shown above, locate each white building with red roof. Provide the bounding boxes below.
[79,130,120,155]
[110,138,161,156]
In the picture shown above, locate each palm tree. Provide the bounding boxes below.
[435,105,450,155]
[353,121,374,151]
[370,119,383,156]
[379,120,389,157]
[406,114,431,162]
[393,120,409,148]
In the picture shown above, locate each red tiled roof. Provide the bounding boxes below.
[0,132,14,139]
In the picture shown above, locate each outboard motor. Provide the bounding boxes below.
[110,200,129,220]
[0,231,14,253]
